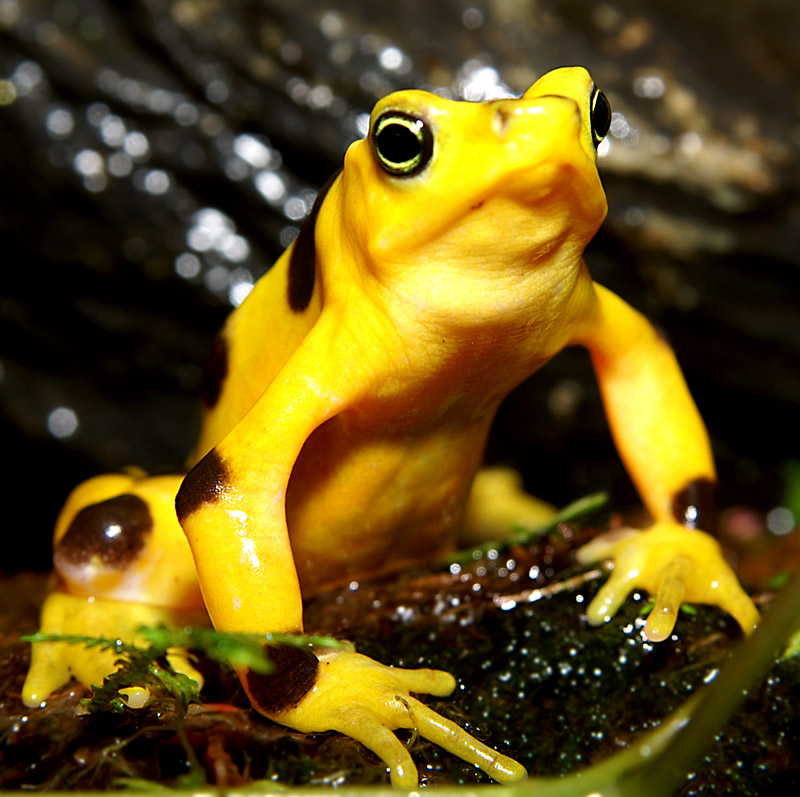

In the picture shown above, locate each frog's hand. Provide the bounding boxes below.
[22,590,204,708]
[243,647,526,787]
[577,524,759,641]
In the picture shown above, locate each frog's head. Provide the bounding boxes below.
[326,67,611,329]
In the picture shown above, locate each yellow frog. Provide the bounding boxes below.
[23,67,758,786]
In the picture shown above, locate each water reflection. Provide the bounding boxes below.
[0,1,557,311]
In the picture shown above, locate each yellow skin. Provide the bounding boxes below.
[23,67,758,786]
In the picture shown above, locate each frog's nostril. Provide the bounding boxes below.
[492,107,510,137]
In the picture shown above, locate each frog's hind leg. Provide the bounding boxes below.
[460,466,555,546]
[23,472,206,708]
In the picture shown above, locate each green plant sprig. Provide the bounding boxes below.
[445,491,608,566]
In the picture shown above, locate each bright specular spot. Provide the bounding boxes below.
[283,196,309,221]
[457,61,514,101]
[46,108,74,137]
[73,149,103,177]
[123,131,150,158]
[633,75,666,99]
[378,46,411,75]
[187,208,250,263]
[142,169,170,195]
[175,252,202,280]
[255,171,287,203]
[10,60,45,97]
[233,133,273,169]
[47,407,78,439]
[108,151,133,177]
[766,507,796,536]
[462,7,484,29]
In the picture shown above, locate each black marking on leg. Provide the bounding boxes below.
[201,332,229,409]
[672,477,716,532]
[287,170,340,313]
[55,493,152,570]
[175,448,230,522]
[245,644,319,715]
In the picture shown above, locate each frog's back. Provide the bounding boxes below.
[191,178,335,462]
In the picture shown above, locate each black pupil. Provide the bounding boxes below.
[592,91,612,142]
[377,123,420,165]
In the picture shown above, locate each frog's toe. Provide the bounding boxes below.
[385,664,456,697]
[23,591,119,706]
[23,645,74,708]
[579,530,646,628]
[578,524,758,640]
[582,567,638,628]
[643,555,693,641]
[408,694,526,783]
[335,707,420,787]
[676,547,760,637]
[341,692,525,786]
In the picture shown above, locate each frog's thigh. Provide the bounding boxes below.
[24,473,206,707]
[53,473,203,608]
[460,466,555,545]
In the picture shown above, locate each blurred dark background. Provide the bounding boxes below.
[1,0,798,570]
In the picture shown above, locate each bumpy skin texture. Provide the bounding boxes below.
[23,67,757,786]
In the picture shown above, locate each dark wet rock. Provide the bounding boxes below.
[0,2,797,576]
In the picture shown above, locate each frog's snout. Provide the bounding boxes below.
[490,97,581,146]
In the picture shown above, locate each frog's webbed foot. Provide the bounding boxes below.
[576,523,759,641]
[245,648,526,787]
[23,590,203,708]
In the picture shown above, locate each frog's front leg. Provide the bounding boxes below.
[176,323,524,785]
[573,283,758,639]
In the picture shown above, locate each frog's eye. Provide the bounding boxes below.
[590,88,612,148]
[371,111,434,177]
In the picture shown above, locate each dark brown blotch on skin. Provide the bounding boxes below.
[654,324,670,344]
[245,644,319,715]
[287,170,339,313]
[54,493,152,570]
[175,448,230,522]
[201,332,228,408]
[672,477,716,532]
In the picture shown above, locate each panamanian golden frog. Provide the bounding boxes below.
[23,67,758,786]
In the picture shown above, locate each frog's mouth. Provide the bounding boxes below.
[467,153,607,237]
[484,102,605,214]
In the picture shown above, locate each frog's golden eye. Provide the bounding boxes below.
[371,111,434,177]
[590,88,612,148]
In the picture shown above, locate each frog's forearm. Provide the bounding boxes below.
[579,283,716,529]
[176,448,305,635]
